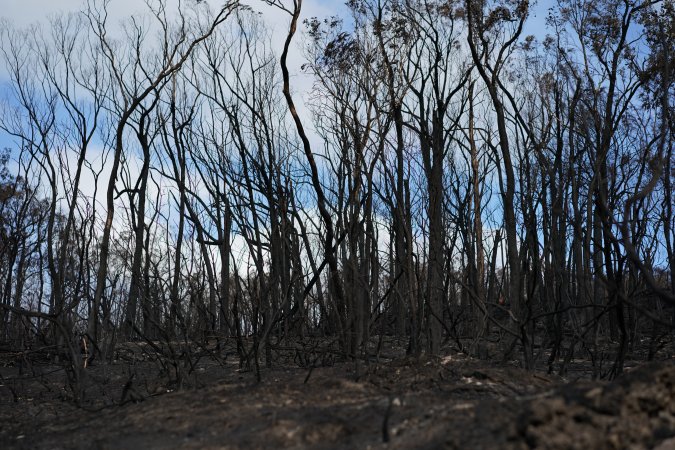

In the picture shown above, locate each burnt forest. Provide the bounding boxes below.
[1,0,675,448]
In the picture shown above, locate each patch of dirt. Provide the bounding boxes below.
[511,362,675,450]
[2,348,675,449]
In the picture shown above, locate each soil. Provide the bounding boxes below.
[2,340,675,449]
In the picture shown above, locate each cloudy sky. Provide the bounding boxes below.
[0,0,555,168]
[0,0,353,141]
[0,0,554,108]
[0,0,349,79]
[1,0,347,24]
[0,0,552,269]
[1,0,553,50]
[0,0,555,180]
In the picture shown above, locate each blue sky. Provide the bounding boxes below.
[0,0,556,168]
